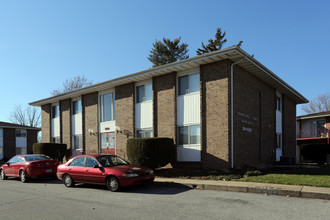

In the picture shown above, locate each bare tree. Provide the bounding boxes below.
[301,92,330,114]
[9,105,41,128]
[51,75,93,96]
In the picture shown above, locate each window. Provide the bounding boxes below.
[51,105,59,118]
[16,130,27,137]
[85,157,100,168]
[16,148,27,155]
[69,157,85,167]
[276,96,281,111]
[52,137,60,143]
[178,73,200,96]
[276,133,282,149]
[8,156,19,164]
[17,157,24,163]
[178,125,200,145]
[136,128,153,138]
[100,93,115,122]
[73,100,82,115]
[136,84,152,103]
[0,128,3,157]
[0,128,3,137]
[73,135,82,150]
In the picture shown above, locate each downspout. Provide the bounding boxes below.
[230,55,247,168]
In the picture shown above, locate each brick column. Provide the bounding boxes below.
[82,92,99,154]
[60,99,72,152]
[115,83,135,159]
[41,104,51,143]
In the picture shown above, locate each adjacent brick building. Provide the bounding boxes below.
[0,121,40,161]
[30,45,308,169]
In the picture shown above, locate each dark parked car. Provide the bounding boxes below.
[0,154,60,182]
[56,154,155,192]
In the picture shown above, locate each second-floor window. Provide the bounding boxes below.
[51,105,59,118]
[16,130,27,137]
[178,73,200,96]
[100,93,115,122]
[136,84,152,103]
[276,96,282,112]
[72,100,82,115]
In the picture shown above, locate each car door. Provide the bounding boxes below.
[5,156,18,176]
[67,156,86,182]
[83,156,105,184]
[13,157,25,177]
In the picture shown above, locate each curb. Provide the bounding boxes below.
[154,178,330,200]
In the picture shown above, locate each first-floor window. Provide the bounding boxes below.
[73,135,83,150]
[177,124,201,162]
[136,128,153,138]
[52,137,60,143]
[276,133,282,149]
[178,125,200,145]
[16,147,27,155]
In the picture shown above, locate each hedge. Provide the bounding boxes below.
[301,144,330,164]
[127,138,174,169]
[33,143,67,162]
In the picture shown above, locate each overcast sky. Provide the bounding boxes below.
[1,0,329,122]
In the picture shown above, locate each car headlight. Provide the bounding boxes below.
[149,170,154,174]
[122,173,139,177]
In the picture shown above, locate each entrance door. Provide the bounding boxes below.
[100,132,115,155]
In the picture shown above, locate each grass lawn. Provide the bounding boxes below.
[238,165,330,188]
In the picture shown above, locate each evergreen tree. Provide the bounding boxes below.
[148,37,189,67]
[196,27,227,55]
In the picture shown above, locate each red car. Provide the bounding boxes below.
[56,154,155,192]
[0,154,60,183]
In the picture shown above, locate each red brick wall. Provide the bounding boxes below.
[153,72,177,141]
[115,83,135,160]
[41,104,51,143]
[82,92,99,154]
[27,130,39,154]
[233,65,276,167]
[201,59,231,169]
[3,128,15,159]
[282,95,297,158]
[60,99,72,152]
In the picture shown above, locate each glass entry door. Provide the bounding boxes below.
[100,132,115,155]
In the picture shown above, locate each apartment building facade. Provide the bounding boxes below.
[0,121,40,161]
[30,46,307,169]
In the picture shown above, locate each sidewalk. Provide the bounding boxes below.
[155,177,330,200]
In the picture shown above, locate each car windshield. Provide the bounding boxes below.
[24,155,51,161]
[97,155,129,167]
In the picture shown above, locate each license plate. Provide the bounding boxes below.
[46,169,52,173]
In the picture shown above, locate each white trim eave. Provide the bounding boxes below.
[297,114,330,120]
[29,45,308,106]
[0,126,41,131]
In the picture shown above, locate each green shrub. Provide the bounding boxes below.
[127,138,174,169]
[33,143,67,162]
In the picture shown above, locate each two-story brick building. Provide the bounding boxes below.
[0,121,40,161]
[29,45,307,169]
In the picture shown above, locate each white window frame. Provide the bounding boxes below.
[136,128,154,138]
[135,81,152,104]
[99,90,116,122]
[177,69,200,96]
[72,99,82,115]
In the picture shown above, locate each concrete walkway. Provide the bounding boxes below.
[155,177,330,200]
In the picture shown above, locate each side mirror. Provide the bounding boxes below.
[6,162,10,166]
[93,165,99,168]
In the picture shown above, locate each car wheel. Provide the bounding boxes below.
[0,169,7,180]
[106,176,120,192]
[63,174,75,187]
[19,170,28,183]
